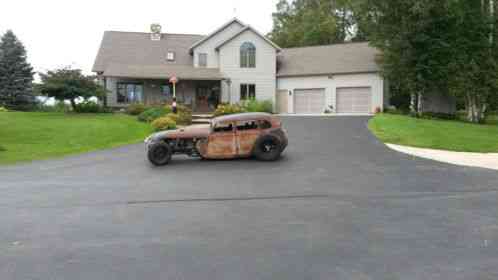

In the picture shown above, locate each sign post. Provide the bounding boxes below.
[169,75,179,113]
[169,76,178,98]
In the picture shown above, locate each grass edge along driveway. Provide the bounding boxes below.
[368,113,498,153]
[0,112,152,165]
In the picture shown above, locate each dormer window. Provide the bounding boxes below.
[167,52,175,61]
[240,42,256,68]
[198,53,207,67]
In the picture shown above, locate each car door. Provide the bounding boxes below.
[235,120,261,157]
[206,121,237,159]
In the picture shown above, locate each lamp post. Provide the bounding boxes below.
[169,75,178,113]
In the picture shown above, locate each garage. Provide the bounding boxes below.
[293,89,326,114]
[336,87,372,114]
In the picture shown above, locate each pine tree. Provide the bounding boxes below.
[0,30,35,110]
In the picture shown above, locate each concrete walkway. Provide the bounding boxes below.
[387,143,498,171]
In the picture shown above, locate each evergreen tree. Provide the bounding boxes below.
[0,30,35,110]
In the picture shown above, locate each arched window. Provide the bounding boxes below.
[240,42,256,68]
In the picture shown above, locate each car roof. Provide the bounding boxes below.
[212,112,273,123]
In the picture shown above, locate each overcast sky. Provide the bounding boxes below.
[0,0,279,77]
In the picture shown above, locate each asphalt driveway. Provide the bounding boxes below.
[1,116,498,280]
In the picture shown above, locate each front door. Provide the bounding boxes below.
[206,121,237,159]
[235,120,260,156]
[196,87,210,113]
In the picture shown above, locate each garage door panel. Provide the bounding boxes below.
[336,87,372,114]
[294,89,325,114]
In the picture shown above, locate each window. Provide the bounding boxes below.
[161,85,172,101]
[259,120,272,129]
[198,53,207,67]
[167,52,175,61]
[117,83,143,103]
[240,84,256,100]
[240,42,256,68]
[236,120,259,131]
[213,122,233,133]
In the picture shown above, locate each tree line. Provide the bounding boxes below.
[269,0,498,123]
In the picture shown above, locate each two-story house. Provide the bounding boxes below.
[93,18,386,114]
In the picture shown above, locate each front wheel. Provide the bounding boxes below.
[147,142,172,166]
[253,135,283,161]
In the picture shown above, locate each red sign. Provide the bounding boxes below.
[169,76,178,84]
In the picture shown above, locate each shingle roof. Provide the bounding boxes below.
[92,31,223,79]
[277,42,380,77]
[103,63,224,80]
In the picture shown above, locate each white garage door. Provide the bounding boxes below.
[294,89,325,114]
[336,87,372,114]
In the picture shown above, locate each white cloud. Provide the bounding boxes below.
[0,0,279,77]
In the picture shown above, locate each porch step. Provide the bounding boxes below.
[192,114,214,119]
[192,114,214,124]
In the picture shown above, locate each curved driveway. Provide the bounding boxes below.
[1,116,498,280]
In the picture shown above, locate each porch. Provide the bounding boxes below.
[104,77,223,113]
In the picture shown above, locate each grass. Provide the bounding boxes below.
[0,112,153,165]
[369,113,498,153]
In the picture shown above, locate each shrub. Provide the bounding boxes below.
[137,107,168,122]
[0,106,8,112]
[242,99,273,113]
[213,103,246,116]
[165,104,191,115]
[0,145,6,151]
[384,106,407,115]
[126,103,147,115]
[151,117,177,131]
[419,112,457,120]
[166,112,192,126]
[74,100,109,113]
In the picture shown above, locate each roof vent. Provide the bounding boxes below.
[150,24,162,41]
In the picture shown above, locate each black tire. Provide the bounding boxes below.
[253,135,282,161]
[147,142,172,166]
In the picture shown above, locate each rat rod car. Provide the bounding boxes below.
[145,113,288,166]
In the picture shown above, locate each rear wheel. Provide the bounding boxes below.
[147,142,172,166]
[253,135,282,161]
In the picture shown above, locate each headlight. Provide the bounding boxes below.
[144,136,152,144]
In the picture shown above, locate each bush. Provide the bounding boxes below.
[137,107,168,122]
[166,112,192,126]
[419,112,457,120]
[213,103,246,116]
[0,145,6,152]
[151,117,177,131]
[0,106,8,112]
[74,100,109,113]
[242,99,273,113]
[165,104,190,115]
[126,103,147,115]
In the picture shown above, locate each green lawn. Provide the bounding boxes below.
[369,114,498,153]
[0,112,152,165]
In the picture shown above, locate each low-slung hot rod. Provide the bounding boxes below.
[144,113,288,166]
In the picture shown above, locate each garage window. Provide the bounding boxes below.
[240,84,256,100]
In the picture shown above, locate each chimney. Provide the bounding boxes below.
[150,23,162,41]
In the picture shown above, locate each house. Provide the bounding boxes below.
[92,18,386,114]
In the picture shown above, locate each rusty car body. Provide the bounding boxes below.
[145,113,288,166]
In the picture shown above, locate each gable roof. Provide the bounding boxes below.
[188,18,245,53]
[277,42,380,77]
[92,31,205,73]
[214,25,282,52]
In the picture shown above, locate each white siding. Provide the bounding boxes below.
[277,73,384,114]
[192,22,244,69]
[218,30,277,106]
